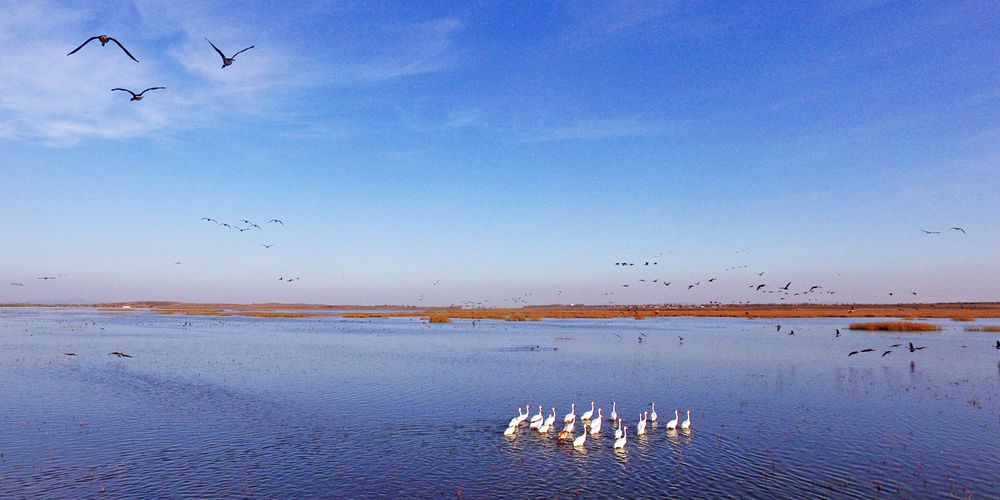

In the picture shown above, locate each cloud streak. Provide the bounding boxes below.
[521,115,682,142]
[0,0,464,145]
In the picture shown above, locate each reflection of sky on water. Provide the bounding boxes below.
[1,309,997,497]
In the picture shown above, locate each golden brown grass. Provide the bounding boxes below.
[427,315,452,323]
[964,325,1000,332]
[69,301,1000,322]
[849,321,941,332]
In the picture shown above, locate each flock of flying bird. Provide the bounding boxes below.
[503,401,692,450]
[66,34,254,101]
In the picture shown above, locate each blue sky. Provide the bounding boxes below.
[1,0,998,305]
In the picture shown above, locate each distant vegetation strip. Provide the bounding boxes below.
[848,321,942,332]
[964,325,1000,332]
[6,302,1000,321]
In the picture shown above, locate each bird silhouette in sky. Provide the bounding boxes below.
[205,38,254,68]
[67,35,138,62]
[112,87,164,101]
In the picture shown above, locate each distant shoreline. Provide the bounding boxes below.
[2,301,1000,321]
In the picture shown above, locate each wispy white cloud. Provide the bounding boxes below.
[444,108,486,129]
[521,115,681,142]
[0,0,464,145]
[558,0,728,48]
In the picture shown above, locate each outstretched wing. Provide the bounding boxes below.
[231,45,255,59]
[204,38,226,60]
[67,36,99,56]
[138,87,166,95]
[109,37,139,62]
[111,88,137,97]
[949,227,966,234]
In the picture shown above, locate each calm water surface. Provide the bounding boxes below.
[1,308,998,498]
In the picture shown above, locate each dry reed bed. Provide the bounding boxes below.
[848,321,941,332]
[73,301,1000,321]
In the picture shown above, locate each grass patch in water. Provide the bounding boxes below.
[849,321,941,332]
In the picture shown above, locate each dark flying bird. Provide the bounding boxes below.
[908,342,926,352]
[37,276,56,280]
[67,35,138,62]
[776,325,781,332]
[780,282,791,290]
[268,219,283,225]
[860,348,874,353]
[848,351,858,357]
[808,285,822,292]
[201,218,218,223]
[64,352,77,356]
[112,87,165,101]
[9,282,24,286]
[261,244,274,248]
[708,278,717,282]
[756,284,766,291]
[881,350,892,357]
[108,351,132,358]
[835,328,840,337]
[921,229,941,234]
[205,38,254,68]
[949,227,966,234]
[889,344,902,348]
[995,340,999,350]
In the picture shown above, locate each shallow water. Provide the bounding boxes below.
[1,309,998,498]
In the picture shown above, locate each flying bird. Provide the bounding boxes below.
[780,282,791,290]
[268,219,283,225]
[920,229,941,234]
[205,38,254,68]
[112,87,165,101]
[261,244,274,248]
[881,350,892,357]
[949,227,966,234]
[201,218,218,223]
[67,35,138,62]
[108,351,132,358]
[908,342,927,352]
[848,351,858,357]
[9,282,24,286]
[756,284,766,291]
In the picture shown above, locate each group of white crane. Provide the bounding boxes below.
[504,401,692,449]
